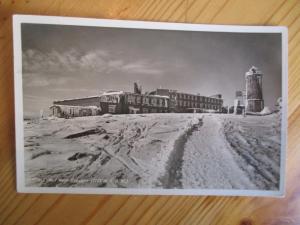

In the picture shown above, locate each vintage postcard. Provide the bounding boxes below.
[13,15,288,196]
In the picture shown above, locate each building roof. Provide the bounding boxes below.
[101,91,125,96]
[50,104,100,109]
[54,95,101,102]
[148,95,170,99]
[245,66,262,76]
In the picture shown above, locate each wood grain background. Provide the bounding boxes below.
[1,0,300,224]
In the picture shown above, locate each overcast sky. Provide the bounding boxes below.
[21,23,282,117]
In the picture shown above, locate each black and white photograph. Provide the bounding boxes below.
[13,15,287,196]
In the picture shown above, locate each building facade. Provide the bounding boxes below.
[233,90,246,114]
[155,89,223,113]
[50,105,100,118]
[50,84,223,118]
[51,96,102,118]
[99,91,169,114]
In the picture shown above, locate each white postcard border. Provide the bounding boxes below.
[13,14,288,197]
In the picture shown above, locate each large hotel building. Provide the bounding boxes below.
[50,84,223,118]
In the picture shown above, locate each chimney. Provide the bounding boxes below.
[134,82,141,94]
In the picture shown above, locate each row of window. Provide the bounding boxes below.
[127,95,168,107]
[99,93,221,108]
[176,93,222,104]
[100,95,120,103]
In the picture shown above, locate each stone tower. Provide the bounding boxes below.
[245,66,264,112]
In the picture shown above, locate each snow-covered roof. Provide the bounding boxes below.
[245,66,262,76]
[208,96,223,100]
[148,95,170,99]
[54,95,101,102]
[101,91,124,96]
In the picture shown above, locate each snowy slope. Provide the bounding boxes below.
[182,114,280,190]
[24,113,281,190]
[182,114,256,189]
[24,113,201,188]
[222,114,281,190]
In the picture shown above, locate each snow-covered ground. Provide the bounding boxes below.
[24,114,200,188]
[182,114,280,190]
[24,113,281,190]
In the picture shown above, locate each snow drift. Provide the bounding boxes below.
[24,113,281,190]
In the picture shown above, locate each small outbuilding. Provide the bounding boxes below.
[50,105,101,118]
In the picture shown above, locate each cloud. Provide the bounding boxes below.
[49,87,99,93]
[23,72,69,87]
[24,94,51,101]
[121,60,162,75]
[22,48,163,85]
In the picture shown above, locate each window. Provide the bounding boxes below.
[143,97,149,105]
[105,95,119,103]
[159,98,163,106]
[142,108,148,113]
[151,98,156,106]
[150,98,156,106]
[152,98,155,106]
[127,95,135,104]
[163,99,167,107]
[100,95,107,102]
[108,105,116,113]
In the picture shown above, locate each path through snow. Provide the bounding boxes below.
[182,115,257,189]
[24,113,280,190]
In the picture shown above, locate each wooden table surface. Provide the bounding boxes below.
[1,0,300,224]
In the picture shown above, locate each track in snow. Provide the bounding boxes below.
[159,118,203,189]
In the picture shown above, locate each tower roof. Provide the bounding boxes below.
[245,66,262,76]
